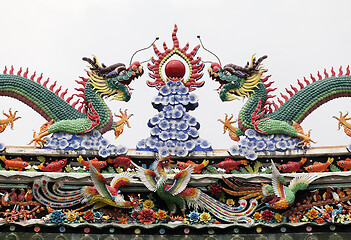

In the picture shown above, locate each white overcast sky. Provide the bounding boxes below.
[1,0,351,150]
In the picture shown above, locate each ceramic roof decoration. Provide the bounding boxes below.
[42,129,128,158]
[210,55,351,160]
[0,55,142,158]
[0,146,349,237]
[147,24,204,91]
[2,25,351,238]
[137,25,212,157]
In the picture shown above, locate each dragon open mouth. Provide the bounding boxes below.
[111,65,144,101]
[216,83,225,92]
[128,65,144,81]
[208,66,228,93]
[123,64,144,91]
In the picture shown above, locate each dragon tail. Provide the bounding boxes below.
[0,67,86,123]
[267,67,351,123]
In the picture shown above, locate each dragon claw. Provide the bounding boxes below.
[297,130,316,149]
[115,109,133,128]
[218,114,237,133]
[1,109,20,129]
[29,130,48,148]
[333,111,351,131]
[218,114,240,141]
[114,109,133,138]
[333,111,351,137]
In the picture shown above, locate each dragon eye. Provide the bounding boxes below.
[61,161,64,165]
[223,70,231,76]
[23,163,26,166]
[341,162,344,166]
[283,166,287,169]
[118,70,127,76]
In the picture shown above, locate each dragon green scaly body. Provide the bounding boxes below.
[209,55,351,147]
[0,57,143,145]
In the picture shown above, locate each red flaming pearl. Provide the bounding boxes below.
[165,60,185,79]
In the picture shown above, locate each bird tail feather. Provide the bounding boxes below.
[197,191,257,224]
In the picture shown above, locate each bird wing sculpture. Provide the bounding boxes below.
[164,165,195,196]
[288,171,321,194]
[33,159,136,209]
[271,159,288,200]
[271,158,321,195]
[268,160,320,209]
[222,161,321,210]
[133,163,158,192]
[88,159,113,200]
[86,159,137,208]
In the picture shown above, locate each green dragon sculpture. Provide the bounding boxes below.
[209,55,351,148]
[0,56,143,146]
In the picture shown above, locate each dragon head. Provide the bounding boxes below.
[208,55,267,101]
[83,56,144,102]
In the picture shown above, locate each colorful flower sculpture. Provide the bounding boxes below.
[138,208,156,224]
